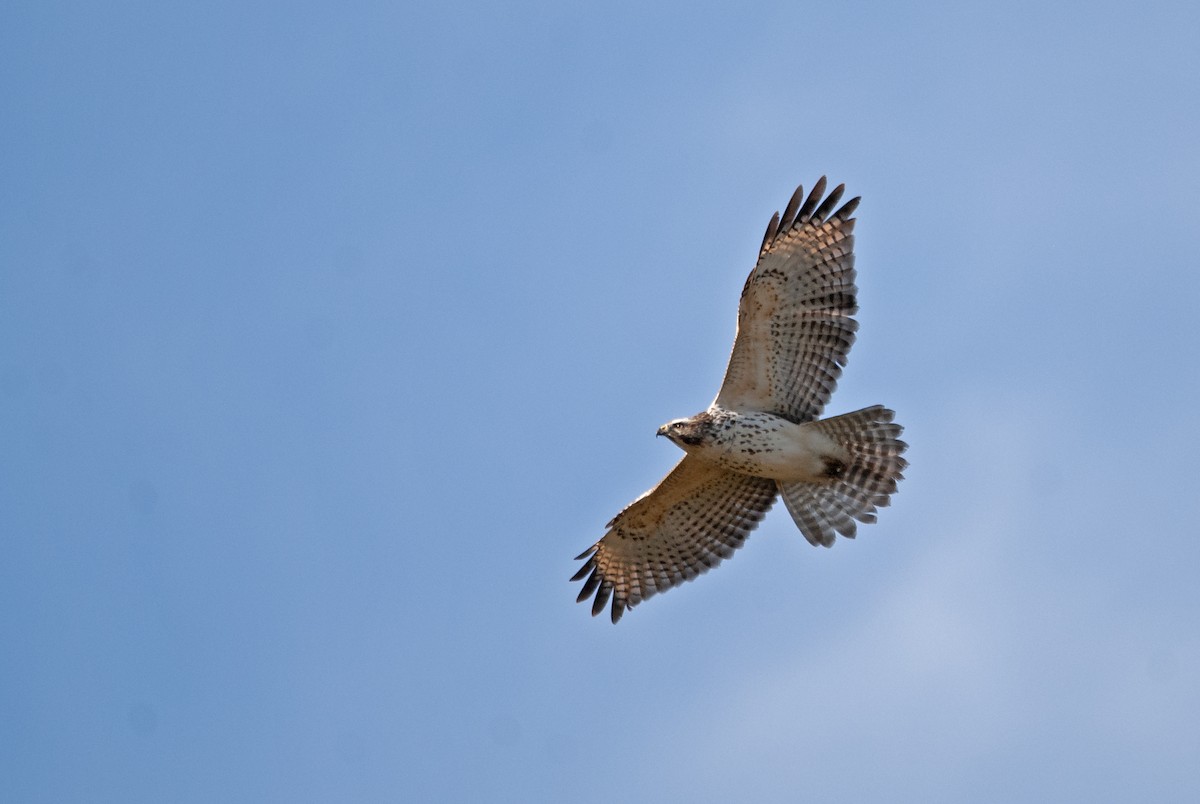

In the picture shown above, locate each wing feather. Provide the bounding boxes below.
[795,176,828,222]
[572,457,777,623]
[778,184,806,232]
[718,178,861,422]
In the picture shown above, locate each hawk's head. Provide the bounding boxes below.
[656,413,713,449]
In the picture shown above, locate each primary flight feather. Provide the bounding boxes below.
[572,178,908,623]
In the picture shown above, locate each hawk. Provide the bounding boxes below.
[572,178,907,623]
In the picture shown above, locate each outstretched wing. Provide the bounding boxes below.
[572,457,777,623]
[714,177,861,423]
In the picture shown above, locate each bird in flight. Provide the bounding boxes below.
[572,178,907,623]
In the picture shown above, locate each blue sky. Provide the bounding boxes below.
[3,1,1199,801]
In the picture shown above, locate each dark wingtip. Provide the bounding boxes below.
[576,567,601,603]
[570,556,595,583]
[779,184,805,231]
[591,581,613,617]
[610,600,625,624]
[813,183,846,222]
[797,176,828,221]
[760,211,781,255]
[762,179,858,253]
[835,196,861,220]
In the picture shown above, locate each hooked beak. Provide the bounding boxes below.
[656,425,668,437]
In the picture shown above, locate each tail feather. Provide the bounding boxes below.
[778,405,907,547]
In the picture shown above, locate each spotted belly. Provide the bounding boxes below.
[698,410,848,482]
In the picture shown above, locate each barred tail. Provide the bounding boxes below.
[778,405,908,547]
